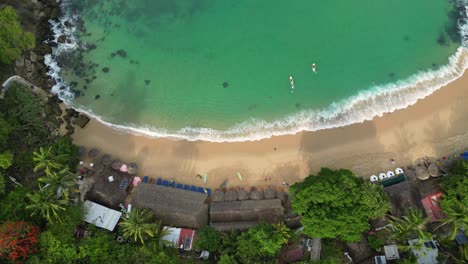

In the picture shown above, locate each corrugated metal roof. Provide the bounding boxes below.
[83,200,122,231]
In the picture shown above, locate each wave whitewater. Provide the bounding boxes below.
[45,1,468,142]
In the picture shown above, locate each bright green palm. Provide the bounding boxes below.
[120,208,164,244]
[26,187,67,223]
[32,146,67,172]
[39,167,77,199]
[437,199,468,240]
[388,209,432,251]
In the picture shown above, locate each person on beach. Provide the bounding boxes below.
[170,177,174,185]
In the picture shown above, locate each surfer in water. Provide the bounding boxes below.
[289,76,294,93]
[312,63,317,73]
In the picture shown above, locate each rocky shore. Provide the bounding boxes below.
[0,0,89,136]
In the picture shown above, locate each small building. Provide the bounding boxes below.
[85,166,131,209]
[384,245,400,260]
[83,200,122,231]
[130,184,208,228]
[408,239,438,264]
[210,199,285,231]
[161,226,196,251]
[420,192,444,223]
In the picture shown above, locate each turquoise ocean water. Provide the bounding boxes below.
[46,0,466,141]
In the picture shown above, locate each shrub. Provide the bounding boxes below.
[0,221,40,263]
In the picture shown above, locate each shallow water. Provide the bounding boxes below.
[55,0,460,140]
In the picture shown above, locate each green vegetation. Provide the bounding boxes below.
[290,168,391,242]
[0,6,35,64]
[193,226,223,252]
[441,160,468,207]
[437,199,468,240]
[119,208,168,244]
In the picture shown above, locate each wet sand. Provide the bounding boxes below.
[72,70,468,189]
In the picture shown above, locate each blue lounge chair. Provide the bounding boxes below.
[176,183,183,189]
[206,188,211,197]
[143,176,149,183]
[197,187,204,193]
[184,184,190,190]
[191,185,197,192]
[119,178,129,189]
[156,178,162,185]
[162,180,169,186]
[169,181,175,188]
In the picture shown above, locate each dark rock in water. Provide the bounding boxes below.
[58,35,67,43]
[111,52,116,58]
[437,33,447,46]
[144,80,151,85]
[116,49,127,58]
[389,73,395,78]
[70,81,78,87]
[64,20,73,28]
[222,81,229,88]
[102,67,110,73]
[74,115,90,128]
[95,95,101,100]
[295,103,301,109]
[92,75,97,79]
[432,63,437,68]
[129,59,135,64]
[85,79,91,84]
[83,85,88,90]
[111,93,115,96]
[59,86,66,90]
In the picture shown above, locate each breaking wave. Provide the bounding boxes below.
[45,1,468,142]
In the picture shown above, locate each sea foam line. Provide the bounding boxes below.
[45,1,468,142]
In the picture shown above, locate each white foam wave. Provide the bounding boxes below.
[45,1,468,142]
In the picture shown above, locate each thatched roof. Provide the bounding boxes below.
[277,191,288,204]
[210,199,284,225]
[384,181,421,217]
[210,221,259,232]
[130,184,208,228]
[85,166,130,209]
[212,190,225,202]
[250,190,264,200]
[415,166,430,181]
[237,189,250,200]
[225,190,238,201]
[127,163,138,175]
[428,163,441,177]
[111,159,122,170]
[264,188,277,199]
[101,154,111,166]
[88,148,100,158]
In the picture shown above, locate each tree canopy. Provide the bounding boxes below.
[290,168,391,242]
[441,160,468,207]
[0,6,35,64]
[194,226,223,252]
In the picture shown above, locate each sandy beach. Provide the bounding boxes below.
[72,69,468,189]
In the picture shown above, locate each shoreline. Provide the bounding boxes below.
[71,68,468,189]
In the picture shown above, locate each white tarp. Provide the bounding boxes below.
[83,200,122,231]
[161,227,181,247]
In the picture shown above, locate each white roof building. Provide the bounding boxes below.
[408,239,438,264]
[384,245,400,260]
[83,200,122,231]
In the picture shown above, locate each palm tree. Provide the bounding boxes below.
[26,187,68,223]
[273,223,291,244]
[39,167,77,198]
[32,146,67,172]
[436,199,468,240]
[221,229,239,255]
[387,209,432,251]
[119,208,163,244]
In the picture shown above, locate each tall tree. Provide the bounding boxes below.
[26,188,67,223]
[39,167,77,198]
[32,147,67,172]
[290,168,391,242]
[0,6,35,64]
[437,199,468,240]
[387,209,432,251]
[119,208,165,244]
[441,160,468,207]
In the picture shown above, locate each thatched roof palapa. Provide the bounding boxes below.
[101,154,111,166]
[212,191,225,202]
[210,221,259,232]
[127,163,138,175]
[210,199,284,224]
[88,148,100,158]
[428,163,441,177]
[237,189,250,200]
[250,190,264,200]
[415,166,430,180]
[85,166,130,209]
[131,184,208,228]
[264,188,277,199]
[111,159,122,170]
[225,190,238,201]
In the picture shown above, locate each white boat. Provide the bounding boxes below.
[289,76,294,91]
[312,63,316,73]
